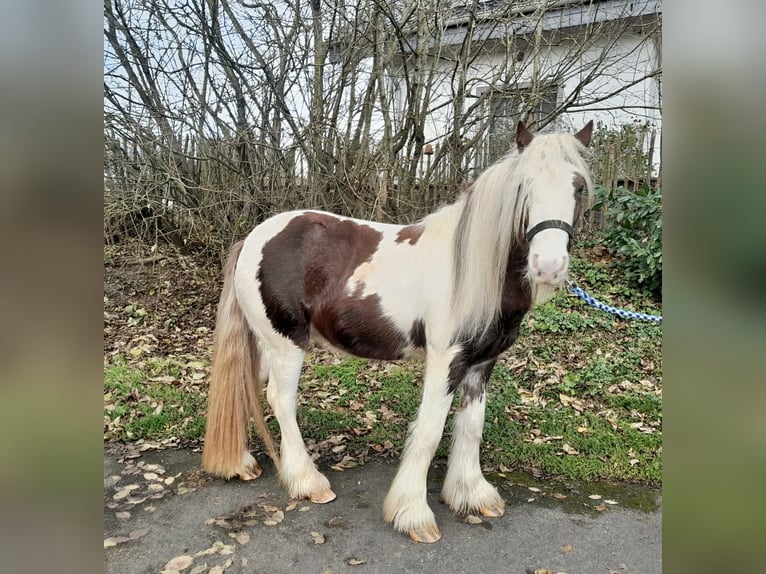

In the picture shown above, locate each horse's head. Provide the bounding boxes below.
[516,120,594,298]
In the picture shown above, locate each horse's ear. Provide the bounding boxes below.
[574,120,594,147]
[516,120,534,151]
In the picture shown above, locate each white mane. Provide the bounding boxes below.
[451,132,593,337]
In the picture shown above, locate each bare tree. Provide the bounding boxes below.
[104,0,662,253]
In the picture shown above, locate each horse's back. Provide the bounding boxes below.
[235,210,436,360]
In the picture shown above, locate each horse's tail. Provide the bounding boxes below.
[202,240,280,479]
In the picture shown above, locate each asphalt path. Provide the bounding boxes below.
[104,448,661,574]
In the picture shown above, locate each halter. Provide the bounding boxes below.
[525,219,575,243]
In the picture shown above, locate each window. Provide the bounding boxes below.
[483,83,559,164]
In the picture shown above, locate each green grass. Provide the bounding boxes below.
[104,236,662,483]
[104,356,207,441]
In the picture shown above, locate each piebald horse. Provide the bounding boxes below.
[202,120,594,543]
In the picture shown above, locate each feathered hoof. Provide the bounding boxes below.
[308,488,337,504]
[479,502,505,518]
[237,462,263,481]
[235,452,262,480]
[408,524,442,544]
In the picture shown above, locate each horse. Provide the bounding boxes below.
[202,120,594,543]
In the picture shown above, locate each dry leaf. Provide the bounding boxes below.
[347,558,367,566]
[219,544,236,555]
[148,483,165,492]
[234,531,249,545]
[193,541,226,557]
[588,494,602,500]
[298,506,311,512]
[605,499,619,505]
[116,511,131,519]
[104,536,131,548]
[595,504,607,512]
[285,500,300,512]
[128,528,149,540]
[189,565,208,574]
[552,493,568,500]
[464,515,483,524]
[311,531,326,544]
[105,475,121,488]
[561,444,580,455]
[261,504,280,513]
[527,497,536,502]
[162,555,194,572]
[528,487,541,493]
[113,484,140,500]
[143,472,159,480]
[145,505,156,512]
[164,476,175,485]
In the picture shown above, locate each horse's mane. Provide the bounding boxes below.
[451,133,593,337]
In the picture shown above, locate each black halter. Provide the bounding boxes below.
[525,219,576,243]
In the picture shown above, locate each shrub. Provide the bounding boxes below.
[595,182,662,297]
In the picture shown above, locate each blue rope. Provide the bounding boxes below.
[566,280,662,323]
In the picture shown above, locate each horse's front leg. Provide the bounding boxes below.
[442,361,505,518]
[383,351,454,543]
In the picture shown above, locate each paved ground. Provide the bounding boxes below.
[104,448,661,574]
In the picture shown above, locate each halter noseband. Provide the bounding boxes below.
[525,219,576,243]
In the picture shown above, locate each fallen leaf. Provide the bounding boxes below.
[113,484,140,500]
[105,475,122,488]
[219,544,236,555]
[116,511,131,519]
[164,476,176,485]
[145,505,156,512]
[128,528,149,540]
[595,504,607,512]
[560,544,573,554]
[234,531,249,545]
[285,500,300,512]
[193,541,226,557]
[162,555,194,572]
[298,506,311,512]
[588,494,602,500]
[260,504,280,513]
[189,565,208,574]
[561,443,580,455]
[464,515,483,524]
[104,536,131,548]
[528,487,541,493]
[311,531,326,544]
[264,510,284,525]
[604,499,619,505]
[143,472,159,480]
[148,483,165,492]
[527,497,536,502]
[347,558,366,566]
[552,493,568,500]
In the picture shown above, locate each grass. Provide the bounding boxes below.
[104,236,662,484]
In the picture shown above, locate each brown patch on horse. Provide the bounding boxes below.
[409,319,426,348]
[395,224,424,245]
[572,174,586,226]
[258,212,407,359]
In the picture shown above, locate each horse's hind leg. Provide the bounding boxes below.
[264,341,336,503]
[442,363,505,518]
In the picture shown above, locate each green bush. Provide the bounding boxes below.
[595,182,662,297]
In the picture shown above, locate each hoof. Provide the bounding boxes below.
[479,503,505,518]
[237,462,262,481]
[408,524,442,544]
[308,488,337,504]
